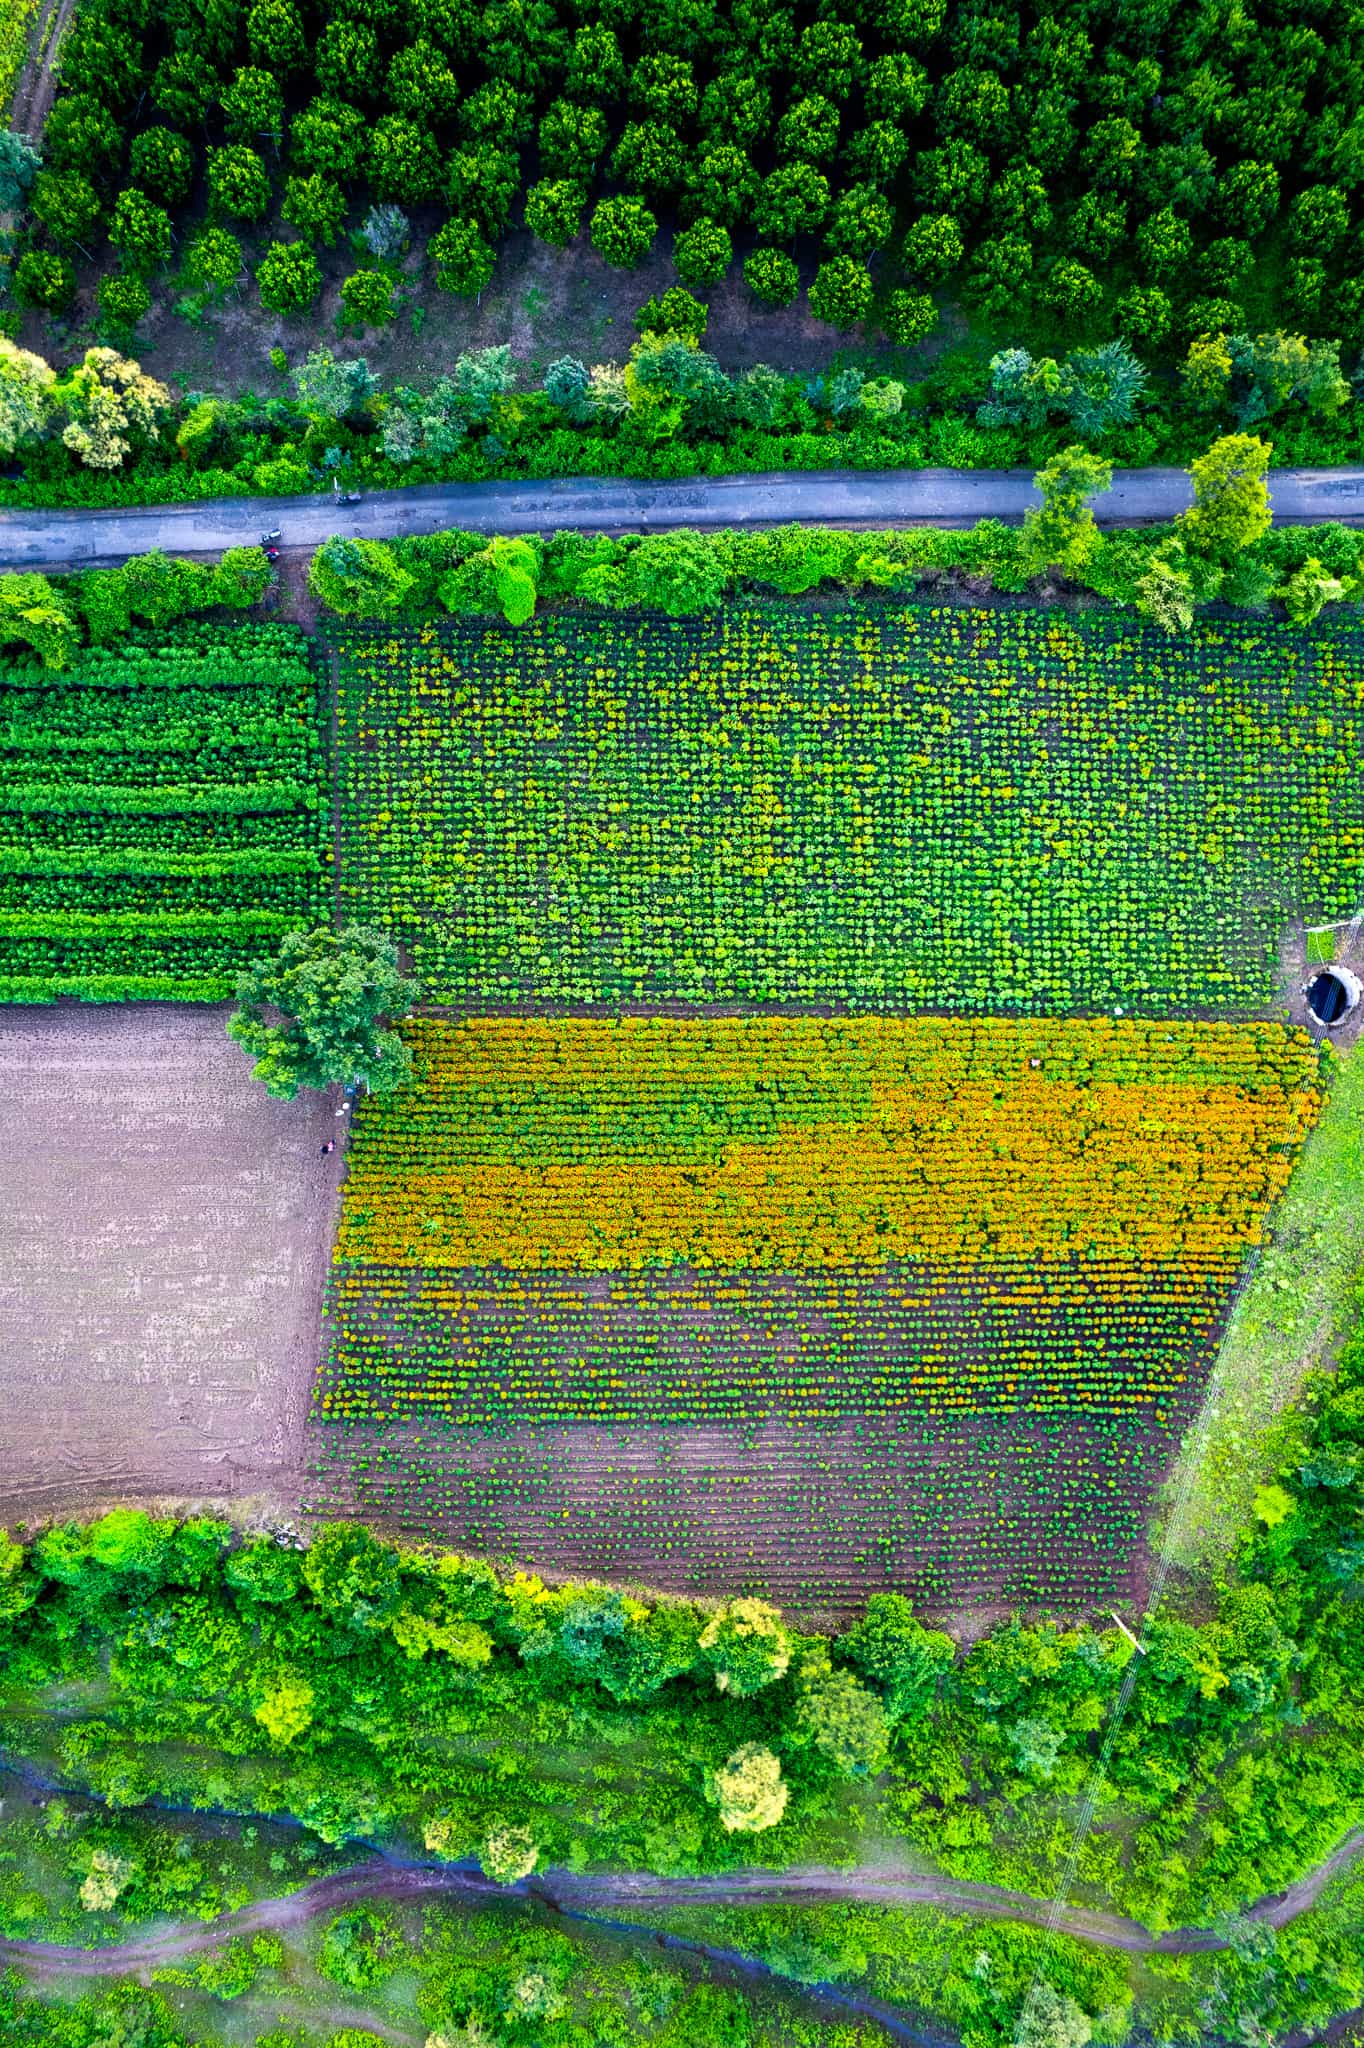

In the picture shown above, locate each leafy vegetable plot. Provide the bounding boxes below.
[335,610,1364,1014]
[313,1017,1323,1607]
[0,623,329,1000]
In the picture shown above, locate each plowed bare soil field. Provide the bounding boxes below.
[0,1004,338,1524]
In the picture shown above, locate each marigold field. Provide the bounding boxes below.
[312,1015,1324,1608]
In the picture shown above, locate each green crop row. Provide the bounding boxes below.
[0,622,329,1000]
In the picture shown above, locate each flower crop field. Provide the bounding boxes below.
[0,622,329,1002]
[312,1015,1323,1610]
[335,609,1364,1013]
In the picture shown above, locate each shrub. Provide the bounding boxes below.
[809,256,873,330]
[308,535,412,615]
[257,242,322,316]
[30,171,102,250]
[674,217,731,285]
[429,219,495,297]
[13,250,75,312]
[744,247,799,307]
[590,196,657,269]
[636,287,708,342]
[340,270,395,331]
[221,66,284,145]
[183,227,244,296]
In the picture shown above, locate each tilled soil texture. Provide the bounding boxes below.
[0,1004,339,1524]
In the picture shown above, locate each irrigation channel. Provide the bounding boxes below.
[1,1779,1362,2044]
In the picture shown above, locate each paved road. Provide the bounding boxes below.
[2,465,1364,568]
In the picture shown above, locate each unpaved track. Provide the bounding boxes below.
[2,466,1364,571]
[4,1826,1363,1982]
[0,1005,340,1524]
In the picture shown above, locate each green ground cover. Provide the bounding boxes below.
[335,608,1364,1012]
[0,622,329,1001]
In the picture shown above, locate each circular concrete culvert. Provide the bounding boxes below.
[1305,966,1363,1027]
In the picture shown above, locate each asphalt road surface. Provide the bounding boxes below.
[2,465,1363,568]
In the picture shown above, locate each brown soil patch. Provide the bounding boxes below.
[0,1003,339,1527]
[19,214,947,393]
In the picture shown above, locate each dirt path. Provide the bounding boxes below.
[8,0,74,141]
[4,1826,1363,1984]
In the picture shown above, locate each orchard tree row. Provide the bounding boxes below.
[9,0,1364,338]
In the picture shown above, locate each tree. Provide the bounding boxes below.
[525,179,584,249]
[836,1592,955,1721]
[255,1675,315,1746]
[538,99,609,182]
[340,270,395,331]
[626,530,729,613]
[1116,285,1171,344]
[827,183,894,257]
[183,226,244,297]
[776,95,840,164]
[109,190,172,275]
[1180,433,1273,558]
[901,212,963,281]
[446,146,519,239]
[684,144,756,229]
[790,1655,890,1775]
[881,289,937,346]
[967,234,1032,319]
[913,138,988,212]
[369,115,441,205]
[293,348,379,421]
[246,0,307,74]
[542,356,592,421]
[590,196,657,269]
[703,1745,788,1833]
[257,242,321,315]
[809,256,873,330]
[1281,555,1351,624]
[301,1520,403,1624]
[865,52,929,121]
[282,174,347,247]
[30,170,102,249]
[315,18,382,101]
[1021,446,1114,578]
[439,537,541,625]
[0,128,39,212]
[481,1826,538,1884]
[566,21,625,100]
[387,39,460,125]
[291,98,366,181]
[227,924,420,1098]
[128,128,194,208]
[844,120,909,186]
[1046,258,1102,324]
[13,250,75,313]
[744,248,799,308]
[308,535,412,615]
[637,287,708,342]
[697,1597,790,1695]
[43,95,121,180]
[1216,160,1280,237]
[221,67,285,146]
[0,339,55,454]
[674,218,730,285]
[58,349,172,470]
[430,219,495,296]
[754,161,830,239]
[1016,1983,1095,2048]
[97,273,152,336]
[1136,207,1192,279]
[1289,184,1350,254]
[0,572,78,668]
[630,51,699,124]
[207,145,271,222]
[612,121,686,193]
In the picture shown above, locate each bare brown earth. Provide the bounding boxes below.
[0,1004,339,1526]
[19,215,952,396]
